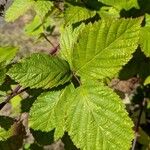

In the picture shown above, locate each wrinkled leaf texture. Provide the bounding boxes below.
[8,53,71,89]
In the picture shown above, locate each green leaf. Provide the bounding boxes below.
[24,15,44,36]
[0,91,6,104]
[5,0,33,22]
[144,76,150,85]
[98,6,120,19]
[66,82,134,150]
[59,24,85,67]
[145,13,150,27]
[138,127,150,146]
[98,0,139,10]
[0,47,18,67]
[140,14,150,57]
[140,27,150,57]
[0,116,14,141]
[72,18,142,80]
[8,53,71,89]
[0,68,6,85]
[24,0,53,37]
[33,1,53,19]
[29,84,74,140]
[0,121,25,149]
[10,95,23,116]
[0,128,13,141]
[64,5,96,25]
[147,100,150,109]
[5,0,53,22]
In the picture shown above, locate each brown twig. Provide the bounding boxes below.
[50,44,60,55]
[42,33,55,48]
[41,33,60,55]
[0,85,26,110]
[132,98,147,150]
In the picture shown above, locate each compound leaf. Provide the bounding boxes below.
[64,5,96,25]
[73,18,142,80]
[66,82,134,150]
[7,53,71,89]
[29,84,74,140]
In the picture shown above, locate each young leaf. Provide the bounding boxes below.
[66,82,134,150]
[0,47,18,67]
[140,14,150,57]
[72,18,142,80]
[59,24,85,67]
[98,0,139,10]
[24,15,43,36]
[29,84,74,140]
[7,53,71,89]
[64,5,96,25]
[5,0,33,22]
